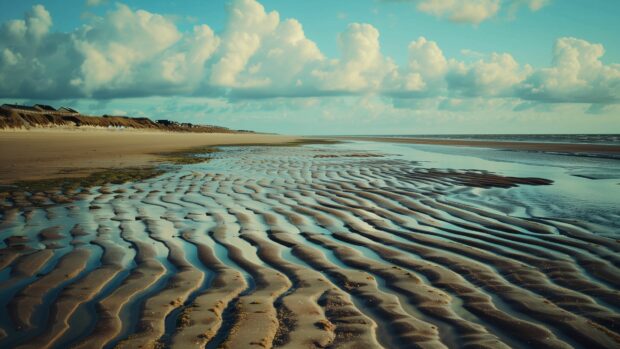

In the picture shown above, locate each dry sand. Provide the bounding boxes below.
[0,129,298,184]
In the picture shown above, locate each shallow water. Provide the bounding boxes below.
[359,134,620,145]
[0,141,619,349]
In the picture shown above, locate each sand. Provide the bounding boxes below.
[0,129,298,184]
[0,142,619,349]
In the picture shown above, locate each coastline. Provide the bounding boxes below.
[0,128,300,185]
[335,136,620,156]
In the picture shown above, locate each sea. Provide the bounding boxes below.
[355,134,620,145]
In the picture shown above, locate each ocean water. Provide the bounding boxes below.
[356,134,620,145]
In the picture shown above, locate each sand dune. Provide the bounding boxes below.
[0,144,619,348]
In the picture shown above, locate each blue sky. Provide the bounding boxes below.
[0,0,618,134]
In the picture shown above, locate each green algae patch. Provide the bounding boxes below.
[0,139,332,210]
[0,167,166,210]
[157,146,218,164]
[15,167,165,192]
[214,138,341,148]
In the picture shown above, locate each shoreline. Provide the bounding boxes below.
[335,136,620,156]
[0,129,301,185]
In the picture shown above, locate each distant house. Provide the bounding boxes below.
[58,107,79,114]
[34,104,56,112]
[181,122,194,128]
[1,104,39,112]
[157,119,178,126]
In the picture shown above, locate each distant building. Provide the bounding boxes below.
[1,104,39,112]
[34,104,56,112]
[58,107,79,114]
[157,119,178,126]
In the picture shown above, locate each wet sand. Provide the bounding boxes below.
[0,129,299,184]
[0,144,619,348]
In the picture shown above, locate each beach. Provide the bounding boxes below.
[1,0,618,347]
[0,129,298,184]
[0,137,619,349]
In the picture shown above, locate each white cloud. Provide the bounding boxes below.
[207,0,327,97]
[0,0,616,112]
[416,0,500,24]
[71,4,183,94]
[518,37,620,103]
[386,37,530,99]
[3,4,52,40]
[0,5,76,98]
[226,17,324,95]
[408,37,448,78]
[209,0,279,87]
[387,36,448,93]
[447,52,531,97]
[157,24,220,86]
[389,0,550,24]
[210,2,394,96]
[1,49,20,66]
[311,23,395,92]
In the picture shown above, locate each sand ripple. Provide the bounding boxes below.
[0,145,619,349]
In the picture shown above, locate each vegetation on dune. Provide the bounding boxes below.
[0,104,241,133]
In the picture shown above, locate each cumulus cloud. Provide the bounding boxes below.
[416,0,500,24]
[447,52,531,97]
[0,5,78,98]
[0,3,220,98]
[2,4,52,41]
[387,0,549,24]
[0,0,617,110]
[385,36,448,95]
[71,4,183,94]
[310,23,395,93]
[210,3,394,96]
[212,0,324,97]
[518,37,620,104]
[209,0,279,87]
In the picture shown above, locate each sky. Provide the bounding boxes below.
[0,0,618,135]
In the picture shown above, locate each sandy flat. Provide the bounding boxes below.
[0,129,298,184]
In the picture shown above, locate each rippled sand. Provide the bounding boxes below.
[0,143,619,349]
